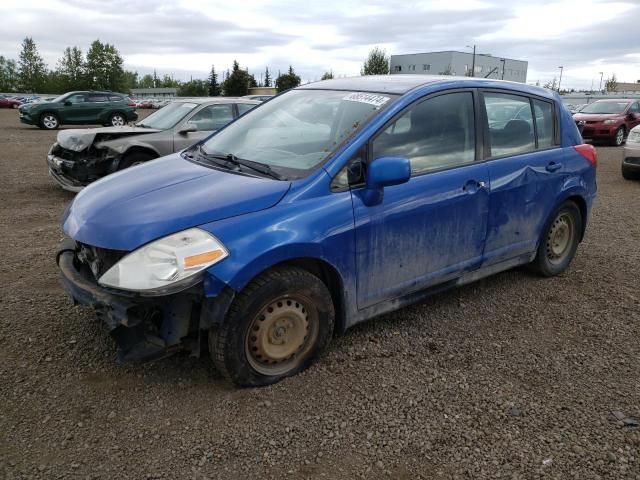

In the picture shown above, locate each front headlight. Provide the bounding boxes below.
[603,119,618,125]
[98,228,228,294]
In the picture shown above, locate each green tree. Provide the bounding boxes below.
[605,73,618,93]
[264,67,271,87]
[361,47,389,75]
[543,77,557,90]
[275,65,301,92]
[85,40,125,91]
[56,46,85,91]
[138,73,154,88]
[321,70,334,80]
[0,56,20,92]
[122,70,139,91]
[249,73,258,88]
[222,60,252,96]
[438,65,454,75]
[18,37,47,92]
[208,65,220,96]
[159,74,180,88]
[178,79,208,96]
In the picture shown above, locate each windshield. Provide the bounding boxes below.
[138,102,198,129]
[580,101,629,114]
[201,89,397,177]
[51,93,70,103]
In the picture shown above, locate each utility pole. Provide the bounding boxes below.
[500,58,506,80]
[599,72,604,92]
[557,66,563,92]
[466,45,476,77]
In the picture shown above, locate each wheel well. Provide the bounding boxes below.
[566,195,587,241]
[276,258,347,334]
[39,111,58,121]
[123,146,159,160]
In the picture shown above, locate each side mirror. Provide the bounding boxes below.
[64,101,72,106]
[178,122,198,135]
[361,156,411,206]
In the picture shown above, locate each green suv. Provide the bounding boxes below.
[19,91,138,130]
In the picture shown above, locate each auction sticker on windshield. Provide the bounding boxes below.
[343,92,390,108]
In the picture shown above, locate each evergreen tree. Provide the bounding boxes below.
[361,47,389,75]
[264,67,271,87]
[605,73,618,93]
[178,79,208,96]
[208,65,221,96]
[18,37,47,92]
[321,71,334,80]
[56,46,85,91]
[0,56,20,92]
[275,65,301,92]
[222,60,252,96]
[85,40,126,91]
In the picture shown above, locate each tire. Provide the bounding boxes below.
[40,113,60,130]
[118,151,155,170]
[109,112,126,127]
[530,201,583,277]
[209,266,335,387]
[622,164,640,180]
[611,126,625,146]
[12,103,18,109]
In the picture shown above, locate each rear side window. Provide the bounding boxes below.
[89,94,109,102]
[533,99,555,148]
[484,93,535,157]
[372,92,476,175]
[110,95,124,102]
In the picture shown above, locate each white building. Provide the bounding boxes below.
[390,51,528,83]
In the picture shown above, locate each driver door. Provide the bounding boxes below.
[61,93,91,123]
[173,103,235,151]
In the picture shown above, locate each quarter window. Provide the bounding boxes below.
[237,103,256,115]
[372,92,476,175]
[484,93,535,157]
[533,99,555,148]
[89,94,108,102]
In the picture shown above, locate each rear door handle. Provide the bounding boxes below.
[463,180,487,193]
[546,162,562,172]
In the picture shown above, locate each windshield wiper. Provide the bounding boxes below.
[200,148,284,180]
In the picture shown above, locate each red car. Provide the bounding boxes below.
[574,99,640,146]
[0,97,21,109]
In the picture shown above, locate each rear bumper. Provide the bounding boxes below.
[56,238,234,362]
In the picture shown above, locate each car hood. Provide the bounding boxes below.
[573,113,622,121]
[63,153,291,251]
[57,126,162,152]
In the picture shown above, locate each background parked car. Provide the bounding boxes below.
[0,96,22,108]
[243,94,274,102]
[622,124,640,180]
[573,99,640,146]
[18,91,138,130]
[47,97,260,191]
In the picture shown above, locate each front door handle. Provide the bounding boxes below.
[546,162,562,172]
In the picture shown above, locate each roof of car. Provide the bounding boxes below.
[298,75,554,98]
[171,97,260,105]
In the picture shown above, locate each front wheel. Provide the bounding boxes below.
[530,201,582,277]
[209,267,335,387]
[612,126,625,146]
[40,113,59,130]
[622,164,640,180]
[110,112,126,127]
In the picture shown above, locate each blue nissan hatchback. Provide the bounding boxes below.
[57,76,597,386]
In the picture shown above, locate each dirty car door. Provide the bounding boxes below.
[173,104,235,151]
[352,91,489,309]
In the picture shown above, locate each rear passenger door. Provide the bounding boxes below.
[481,91,565,265]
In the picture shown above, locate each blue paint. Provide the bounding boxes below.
[61,75,597,331]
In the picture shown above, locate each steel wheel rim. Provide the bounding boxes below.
[43,115,57,129]
[112,115,125,126]
[546,213,574,264]
[245,296,318,376]
[616,128,624,145]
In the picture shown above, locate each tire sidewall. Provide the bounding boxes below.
[215,270,334,387]
[613,127,625,146]
[40,113,59,130]
[110,112,126,126]
[535,201,583,276]
[118,152,154,170]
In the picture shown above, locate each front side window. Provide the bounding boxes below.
[484,93,535,157]
[629,102,640,114]
[237,103,257,115]
[372,91,476,175]
[202,89,396,178]
[137,102,197,129]
[66,93,86,104]
[189,104,234,131]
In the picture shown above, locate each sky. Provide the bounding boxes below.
[2,0,639,90]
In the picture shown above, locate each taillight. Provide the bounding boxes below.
[128,102,136,107]
[574,144,597,168]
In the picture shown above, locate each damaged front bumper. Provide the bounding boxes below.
[47,143,118,192]
[56,238,234,363]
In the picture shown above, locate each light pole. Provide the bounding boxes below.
[466,44,476,77]
[500,58,506,80]
[557,66,563,92]
[599,72,604,92]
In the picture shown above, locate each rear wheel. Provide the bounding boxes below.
[110,112,126,127]
[530,201,582,277]
[40,113,59,130]
[209,267,335,387]
[612,126,625,146]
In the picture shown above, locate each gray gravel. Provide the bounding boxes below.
[1,109,640,479]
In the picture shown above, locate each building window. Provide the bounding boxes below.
[394,65,402,72]
[423,64,430,71]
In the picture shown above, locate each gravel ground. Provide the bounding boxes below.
[1,108,639,480]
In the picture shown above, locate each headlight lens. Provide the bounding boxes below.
[603,119,617,124]
[99,228,228,293]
